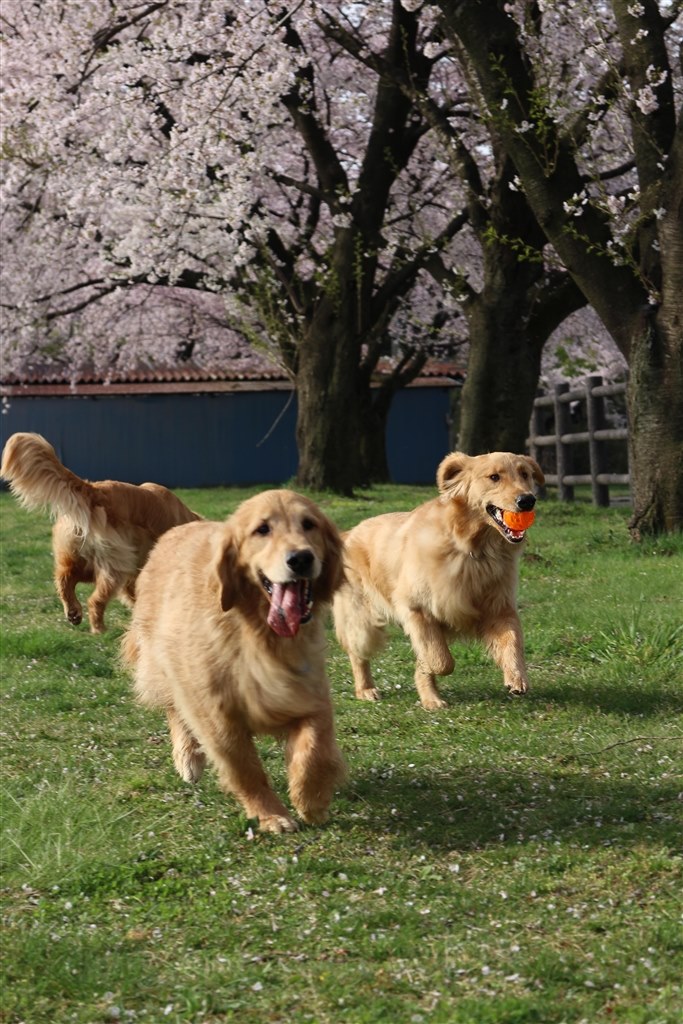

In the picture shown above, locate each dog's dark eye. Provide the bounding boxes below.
[301,517,316,532]
[254,522,270,536]
[489,473,500,482]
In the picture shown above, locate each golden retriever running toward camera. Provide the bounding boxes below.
[121,490,347,834]
[0,432,200,633]
[333,451,545,710]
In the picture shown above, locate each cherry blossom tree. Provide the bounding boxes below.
[1,1,467,490]
[0,1,593,487]
[0,1,646,496]
[435,0,682,536]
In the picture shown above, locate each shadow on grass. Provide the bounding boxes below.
[342,760,681,855]
[529,678,683,717]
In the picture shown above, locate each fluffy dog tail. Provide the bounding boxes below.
[1,432,95,536]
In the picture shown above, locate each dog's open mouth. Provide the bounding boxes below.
[259,572,314,637]
[486,504,527,544]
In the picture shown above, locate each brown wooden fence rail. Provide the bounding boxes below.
[528,374,630,506]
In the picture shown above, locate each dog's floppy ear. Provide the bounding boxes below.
[437,451,471,497]
[212,526,241,612]
[314,513,345,605]
[524,456,545,486]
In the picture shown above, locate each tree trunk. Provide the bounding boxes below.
[458,301,543,455]
[456,187,548,455]
[449,148,585,457]
[294,302,363,494]
[358,385,392,485]
[627,314,683,538]
[358,405,390,485]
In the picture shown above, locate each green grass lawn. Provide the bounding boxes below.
[1,484,682,1024]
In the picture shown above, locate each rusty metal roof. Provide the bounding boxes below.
[1,358,464,396]
[1,358,287,386]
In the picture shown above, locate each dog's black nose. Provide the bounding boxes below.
[287,549,315,576]
[516,493,536,512]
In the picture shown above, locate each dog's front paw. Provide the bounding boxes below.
[356,686,381,702]
[67,608,82,625]
[420,694,448,710]
[260,814,299,834]
[415,670,447,710]
[505,676,529,695]
[299,806,330,826]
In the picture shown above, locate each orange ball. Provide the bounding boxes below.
[502,509,536,531]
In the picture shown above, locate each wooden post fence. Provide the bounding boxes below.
[528,375,630,506]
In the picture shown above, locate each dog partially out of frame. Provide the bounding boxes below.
[0,432,200,633]
[333,451,545,710]
[121,489,347,834]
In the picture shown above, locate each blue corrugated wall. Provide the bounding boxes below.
[0,387,454,487]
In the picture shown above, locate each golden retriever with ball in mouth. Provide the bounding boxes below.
[333,451,544,710]
[122,489,346,834]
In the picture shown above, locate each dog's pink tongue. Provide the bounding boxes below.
[267,582,302,637]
